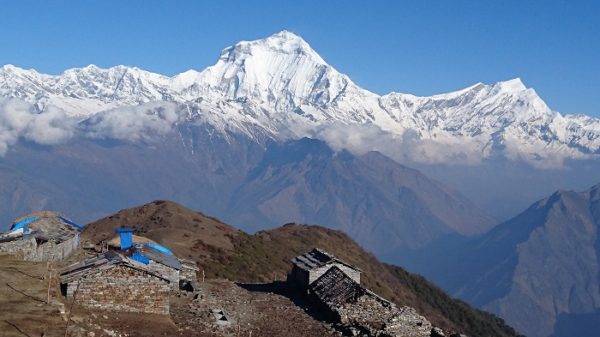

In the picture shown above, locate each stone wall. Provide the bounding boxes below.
[288,265,310,290]
[336,293,432,337]
[0,234,79,262]
[67,264,170,315]
[180,266,197,283]
[35,234,80,262]
[148,260,179,290]
[0,236,37,260]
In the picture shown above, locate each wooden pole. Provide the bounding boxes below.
[63,281,81,337]
[46,262,52,304]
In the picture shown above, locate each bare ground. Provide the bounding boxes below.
[170,279,336,337]
[0,253,337,337]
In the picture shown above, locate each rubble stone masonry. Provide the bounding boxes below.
[0,234,79,262]
[67,264,170,315]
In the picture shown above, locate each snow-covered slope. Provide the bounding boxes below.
[1,30,599,167]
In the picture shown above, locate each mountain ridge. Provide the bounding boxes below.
[1,30,600,168]
[411,182,600,337]
[82,199,521,337]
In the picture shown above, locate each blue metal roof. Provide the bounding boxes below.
[144,242,174,255]
[137,245,181,270]
[58,216,84,231]
[10,217,38,231]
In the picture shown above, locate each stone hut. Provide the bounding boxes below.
[0,211,82,262]
[110,228,182,290]
[288,248,361,291]
[60,250,171,315]
[310,266,433,337]
[105,228,198,291]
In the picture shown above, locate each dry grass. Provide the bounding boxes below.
[82,200,519,337]
[0,254,66,337]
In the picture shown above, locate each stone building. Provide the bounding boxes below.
[109,228,196,290]
[288,248,361,291]
[179,258,200,290]
[0,211,81,262]
[137,242,182,289]
[310,266,433,337]
[60,250,171,315]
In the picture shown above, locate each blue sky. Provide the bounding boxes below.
[1,0,599,116]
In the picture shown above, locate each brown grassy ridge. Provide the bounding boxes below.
[84,200,520,337]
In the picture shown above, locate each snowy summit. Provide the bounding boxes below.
[0,30,599,167]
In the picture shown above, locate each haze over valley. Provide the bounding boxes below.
[1,3,599,335]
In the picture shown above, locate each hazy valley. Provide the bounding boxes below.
[1,30,600,337]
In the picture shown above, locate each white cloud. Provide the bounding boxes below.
[311,122,487,166]
[0,98,74,155]
[81,101,183,142]
[0,99,184,155]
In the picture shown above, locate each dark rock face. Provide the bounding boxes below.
[423,183,600,337]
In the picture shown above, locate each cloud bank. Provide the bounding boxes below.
[82,101,183,142]
[0,99,183,154]
[310,123,489,166]
[0,98,594,169]
[0,98,74,154]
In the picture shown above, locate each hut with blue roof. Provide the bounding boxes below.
[108,228,184,289]
[59,227,193,314]
[0,211,82,261]
[59,249,172,314]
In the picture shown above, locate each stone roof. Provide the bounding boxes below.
[310,266,366,307]
[5,211,81,244]
[290,248,361,273]
[309,265,432,337]
[59,250,170,284]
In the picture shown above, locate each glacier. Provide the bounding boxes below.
[1,30,599,168]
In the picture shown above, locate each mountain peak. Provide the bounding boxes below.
[494,78,527,93]
[268,30,305,43]
[1,64,36,75]
[216,30,326,65]
[199,30,351,107]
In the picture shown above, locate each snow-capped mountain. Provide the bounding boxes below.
[1,30,599,167]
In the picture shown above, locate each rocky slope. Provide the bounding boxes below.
[83,200,520,337]
[416,183,600,337]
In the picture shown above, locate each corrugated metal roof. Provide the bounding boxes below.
[137,245,181,270]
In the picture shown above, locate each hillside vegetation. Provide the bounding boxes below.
[84,200,521,337]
